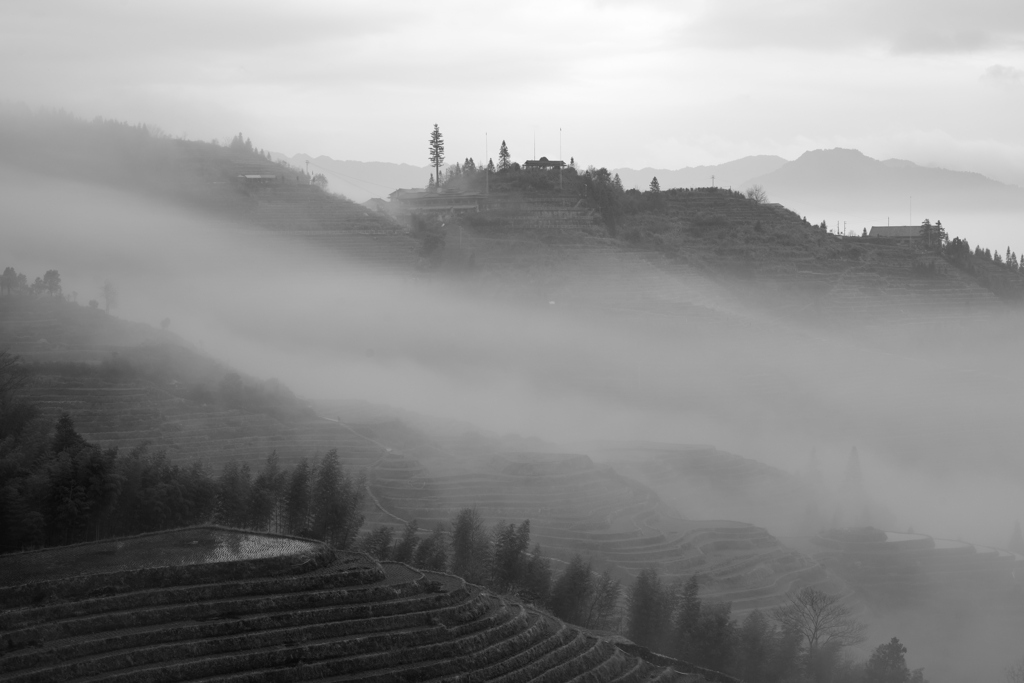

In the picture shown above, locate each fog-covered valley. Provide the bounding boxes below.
[4,162,1022,551]
[4,4,1024,672]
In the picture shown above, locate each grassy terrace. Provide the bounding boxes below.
[368,450,837,615]
[22,375,384,470]
[0,529,686,682]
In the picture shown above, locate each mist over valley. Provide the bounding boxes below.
[3,5,1024,679]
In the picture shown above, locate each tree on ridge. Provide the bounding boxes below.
[428,124,445,192]
[498,140,510,171]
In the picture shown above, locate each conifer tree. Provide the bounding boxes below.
[285,459,312,536]
[520,543,552,604]
[310,449,363,548]
[649,176,660,193]
[450,508,490,584]
[412,523,448,571]
[864,637,913,683]
[428,124,445,191]
[674,574,702,659]
[359,525,394,560]
[627,567,672,652]
[549,554,591,625]
[498,140,511,171]
[392,519,419,564]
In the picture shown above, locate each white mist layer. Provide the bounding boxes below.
[2,165,1023,551]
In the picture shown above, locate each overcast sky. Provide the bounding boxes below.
[3,1,1024,182]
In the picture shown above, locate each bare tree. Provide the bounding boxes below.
[745,184,768,204]
[772,588,865,671]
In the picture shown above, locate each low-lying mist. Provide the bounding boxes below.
[2,164,1022,551]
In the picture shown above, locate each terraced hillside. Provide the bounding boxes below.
[602,444,820,539]
[0,527,696,682]
[614,188,1005,321]
[0,295,167,364]
[356,425,847,617]
[1,296,385,473]
[23,373,384,470]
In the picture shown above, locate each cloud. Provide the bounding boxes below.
[982,64,1024,86]
[682,0,1024,54]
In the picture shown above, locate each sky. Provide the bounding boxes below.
[3,1,1024,184]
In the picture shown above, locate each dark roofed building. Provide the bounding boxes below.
[868,225,922,243]
[522,156,566,170]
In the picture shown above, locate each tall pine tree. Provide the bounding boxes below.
[428,124,445,192]
[498,140,511,171]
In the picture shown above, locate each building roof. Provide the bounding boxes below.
[869,225,922,238]
[523,156,566,169]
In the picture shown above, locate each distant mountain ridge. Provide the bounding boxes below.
[611,155,789,192]
[276,148,1024,220]
[271,152,430,203]
[747,148,1024,216]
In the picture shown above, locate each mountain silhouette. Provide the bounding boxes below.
[746,148,1024,216]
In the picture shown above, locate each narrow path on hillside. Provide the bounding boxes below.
[318,415,408,525]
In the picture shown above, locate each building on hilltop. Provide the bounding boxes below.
[236,174,281,185]
[868,225,923,243]
[522,156,566,171]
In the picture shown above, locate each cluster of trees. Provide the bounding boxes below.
[0,350,364,553]
[356,510,552,605]
[1,266,121,312]
[625,568,927,683]
[356,509,621,630]
[1,267,62,297]
[888,219,1023,277]
[212,450,364,547]
[227,132,274,161]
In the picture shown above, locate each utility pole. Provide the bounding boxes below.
[711,175,715,188]
[305,159,310,182]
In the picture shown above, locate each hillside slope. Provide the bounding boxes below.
[0,527,700,682]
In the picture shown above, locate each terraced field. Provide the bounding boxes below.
[0,527,693,682]
[604,444,820,541]
[20,373,383,471]
[366,447,844,616]
[0,296,163,363]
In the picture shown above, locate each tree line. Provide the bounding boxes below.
[354,509,622,632]
[0,350,363,553]
[1,266,122,312]
[623,566,927,683]
[357,507,929,683]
